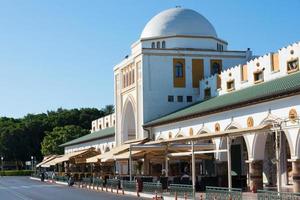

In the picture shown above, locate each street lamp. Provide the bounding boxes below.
[1,156,4,172]
[31,156,34,171]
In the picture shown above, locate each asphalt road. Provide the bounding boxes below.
[0,176,146,200]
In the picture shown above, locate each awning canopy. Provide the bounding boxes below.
[36,155,58,168]
[86,140,146,163]
[101,151,143,162]
[41,148,99,167]
[41,155,64,167]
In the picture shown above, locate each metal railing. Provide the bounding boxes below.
[257,190,300,200]
[142,182,162,193]
[53,175,68,182]
[93,178,104,188]
[205,186,242,200]
[106,179,120,189]
[81,177,92,187]
[122,180,136,192]
[169,183,193,197]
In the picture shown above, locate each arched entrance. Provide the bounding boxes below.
[252,118,293,191]
[217,125,249,188]
[262,131,292,188]
[121,99,136,143]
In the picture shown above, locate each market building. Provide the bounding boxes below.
[39,7,300,193]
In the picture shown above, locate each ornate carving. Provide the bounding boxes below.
[215,123,220,132]
[247,117,254,128]
[289,108,298,123]
[189,128,193,136]
[168,132,172,139]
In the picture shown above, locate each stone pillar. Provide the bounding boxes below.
[292,160,300,193]
[249,160,263,192]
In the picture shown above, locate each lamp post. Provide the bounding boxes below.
[31,156,34,171]
[1,156,3,172]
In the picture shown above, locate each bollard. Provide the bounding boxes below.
[117,186,119,194]
[155,191,158,200]
[122,188,124,195]
[111,185,113,193]
[137,188,140,197]
[106,185,108,192]
[184,192,187,200]
[175,191,178,200]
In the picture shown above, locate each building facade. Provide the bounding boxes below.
[114,8,252,146]
[113,7,300,192]
[61,113,116,154]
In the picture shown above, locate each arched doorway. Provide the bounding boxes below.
[121,99,136,143]
[252,118,293,190]
[218,125,249,188]
[262,131,292,188]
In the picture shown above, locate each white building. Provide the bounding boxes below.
[112,7,300,193]
[61,113,116,154]
[114,8,252,146]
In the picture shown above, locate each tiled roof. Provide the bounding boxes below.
[60,127,115,147]
[144,71,300,127]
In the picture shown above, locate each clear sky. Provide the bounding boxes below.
[0,0,299,118]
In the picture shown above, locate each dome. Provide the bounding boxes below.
[141,8,217,39]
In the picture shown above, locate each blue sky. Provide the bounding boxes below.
[0,0,299,118]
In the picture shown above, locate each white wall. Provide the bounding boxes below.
[152,95,300,160]
[142,49,249,122]
[64,136,115,154]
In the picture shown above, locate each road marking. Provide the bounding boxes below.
[0,184,61,190]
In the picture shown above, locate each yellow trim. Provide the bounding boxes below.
[247,117,254,128]
[289,108,298,123]
[173,58,186,88]
[192,59,204,88]
[271,53,280,72]
[241,64,248,81]
[189,128,194,136]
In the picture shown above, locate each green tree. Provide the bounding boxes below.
[102,105,114,115]
[0,106,110,162]
[41,125,89,155]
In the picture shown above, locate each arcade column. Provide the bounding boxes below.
[249,160,263,192]
[292,160,300,193]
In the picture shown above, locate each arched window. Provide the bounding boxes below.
[151,42,155,48]
[156,41,160,48]
[132,69,135,84]
[175,62,184,77]
[123,74,126,88]
[162,41,166,48]
[125,73,129,87]
[128,71,131,85]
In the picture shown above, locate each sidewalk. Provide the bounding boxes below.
[29,177,259,200]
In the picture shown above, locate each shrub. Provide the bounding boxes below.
[0,170,33,176]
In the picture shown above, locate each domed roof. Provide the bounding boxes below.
[141,8,217,39]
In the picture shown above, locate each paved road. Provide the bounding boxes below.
[0,176,146,200]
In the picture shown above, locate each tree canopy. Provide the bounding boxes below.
[41,125,89,155]
[0,105,114,163]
